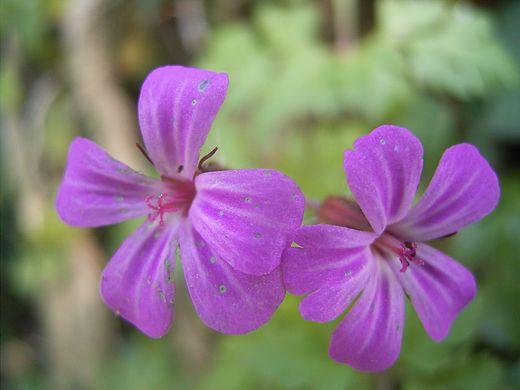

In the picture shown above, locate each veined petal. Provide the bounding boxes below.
[138,66,228,178]
[56,138,161,227]
[179,223,285,334]
[100,219,180,338]
[189,169,304,275]
[391,144,500,242]
[389,243,476,342]
[343,125,423,234]
[282,224,376,296]
[329,258,405,372]
[298,250,372,323]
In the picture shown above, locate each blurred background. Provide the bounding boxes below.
[1,0,519,389]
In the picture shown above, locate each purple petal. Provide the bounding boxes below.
[298,250,372,323]
[389,243,476,341]
[329,258,405,372]
[179,223,285,334]
[100,219,180,338]
[138,66,228,178]
[282,224,376,296]
[390,144,500,242]
[56,138,162,227]
[344,125,423,234]
[189,169,305,275]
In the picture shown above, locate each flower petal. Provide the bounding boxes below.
[100,219,180,338]
[298,249,372,323]
[138,66,228,178]
[179,223,285,334]
[390,144,500,242]
[189,169,304,275]
[389,243,476,341]
[56,138,161,227]
[282,224,376,296]
[329,258,405,372]
[343,125,423,234]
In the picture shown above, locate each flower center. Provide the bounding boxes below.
[146,193,178,226]
[146,178,196,226]
[317,196,424,273]
[375,233,424,273]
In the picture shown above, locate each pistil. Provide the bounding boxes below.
[146,193,178,226]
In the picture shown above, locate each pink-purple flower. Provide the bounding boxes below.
[283,125,500,371]
[56,66,304,338]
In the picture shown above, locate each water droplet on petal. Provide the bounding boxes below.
[198,79,210,92]
[219,284,227,293]
[209,256,216,264]
[344,270,352,278]
[218,210,225,217]
[244,197,252,203]
[192,99,197,106]
[197,240,205,247]
[254,232,262,239]
[114,195,124,202]
[153,231,161,239]
[380,138,386,145]
[393,144,400,152]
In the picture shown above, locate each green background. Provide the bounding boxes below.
[1,0,519,389]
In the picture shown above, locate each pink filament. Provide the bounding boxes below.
[145,192,178,226]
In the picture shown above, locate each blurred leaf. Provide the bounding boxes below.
[0,0,56,61]
[12,210,75,297]
[0,57,23,115]
[454,177,520,351]
[403,353,509,390]
[337,35,414,120]
[201,297,371,390]
[280,123,365,200]
[380,0,518,98]
[97,335,185,390]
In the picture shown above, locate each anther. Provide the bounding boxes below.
[398,241,424,272]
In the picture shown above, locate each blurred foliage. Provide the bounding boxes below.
[1,0,519,389]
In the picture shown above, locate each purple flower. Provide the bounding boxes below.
[283,125,499,371]
[56,66,304,338]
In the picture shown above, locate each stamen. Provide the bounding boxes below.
[375,235,425,273]
[398,241,424,273]
[145,192,178,226]
[198,147,218,171]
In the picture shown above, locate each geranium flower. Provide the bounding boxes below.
[56,66,304,337]
[283,125,499,371]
